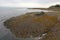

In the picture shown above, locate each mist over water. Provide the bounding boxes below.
[0,7,49,40]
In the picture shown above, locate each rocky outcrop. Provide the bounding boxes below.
[4,12,58,38]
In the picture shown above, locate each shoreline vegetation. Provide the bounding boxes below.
[29,4,60,11]
[4,4,60,40]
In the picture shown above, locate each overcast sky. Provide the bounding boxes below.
[0,0,60,8]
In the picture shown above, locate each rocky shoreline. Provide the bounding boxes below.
[4,5,60,40]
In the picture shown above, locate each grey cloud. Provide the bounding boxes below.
[0,0,59,4]
[0,0,60,7]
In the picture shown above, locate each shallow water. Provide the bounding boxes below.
[0,7,49,40]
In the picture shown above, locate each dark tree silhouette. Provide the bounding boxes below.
[55,4,60,7]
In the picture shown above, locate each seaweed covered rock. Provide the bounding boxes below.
[35,12,45,16]
[4,12,58,38]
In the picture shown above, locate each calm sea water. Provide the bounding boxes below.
[0,7,49,40]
